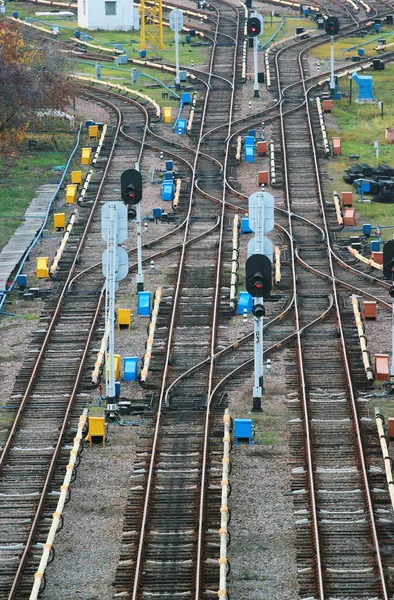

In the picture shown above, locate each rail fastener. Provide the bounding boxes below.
[29,409,88,600]
[268,140,276,186]
[218,409,231,600]
[235,136,242,161]
[50,210,77,275]
[229,215,240,310]
[274,245,281,284]
[92,124,108,165]
[375,408,394,510]
[172,179,182,209]
[92,319,110,385]
[78,169,93,202]
[351,295,374,381]
[347,246,382,271]
[140,288,162,382]
[264,52,271,89]
[332,191,343,226]
[71,75,161,119]
[316,97,330,156]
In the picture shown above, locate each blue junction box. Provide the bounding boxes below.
[244,136,254,146]
[123,357,138,381]
[244,145,254,163]
[165,160,173,171]
[371,240,381,252]
[234,419,253,445]
[115,381,121,396]
[164,171,173,180]
[237,291,253,314]
[181,92,191,105]
[16,274,27,288]
[176,119,187,134]
[241,218,253,234]
[162,180,174,201]
[138,291,151,316]
[363,223,372,236]
[359,180,371,193]
[358,48,365,56]
[153,207,162,218]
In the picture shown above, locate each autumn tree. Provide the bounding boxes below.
[0,20,77,150]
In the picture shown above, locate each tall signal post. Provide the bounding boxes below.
[247,13,263,99]
[121,168,143,291]
[101,202,128,402]
[324,16,340,93]
[245,189,274,411]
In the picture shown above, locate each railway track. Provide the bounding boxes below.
[268,2,394,597]
[2,0,394,598]
[0,74,181,599]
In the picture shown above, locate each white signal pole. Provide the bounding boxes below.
[106,203,117,401]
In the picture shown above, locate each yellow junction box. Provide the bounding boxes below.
[106,354,120,380]
[163,107,172,123]
[85,416,106,447]
[54,213,66,231]
[66,184,78,205]
[118,309,131,330]
[88,125,99,141]
[71,170,83,185]
[36,257,49,278]
[81,147,92,165]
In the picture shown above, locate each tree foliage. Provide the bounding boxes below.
[0,21,77,150]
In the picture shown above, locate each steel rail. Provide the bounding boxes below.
[275,34,325,600]
[127,0,242,596]
[302,50,389,600]
[1,93,126,600]
[209,295,335,402]
[272,7,389,594]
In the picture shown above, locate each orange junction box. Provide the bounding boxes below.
[363,301,377,320]
[388,418,394,439]
[344,208,356,226]
[374,353,389,381]
[258,171,268,185]
[372,251,383,265]
[342,191,353,207]
[332,137,342,155]
[323,99,332,112]
[257,141,267,155]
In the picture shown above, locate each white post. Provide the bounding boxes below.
[135,161,144,291]
[253,34,259,98]
[107,203,117,401]
[329,35,335,91]
[174,11,180,88]
[252,192,264,412]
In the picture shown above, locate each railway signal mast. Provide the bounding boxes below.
[169,8,183,89]
[101,202,128,403]
[247,13,263,98]
[245,189,274,412]
[324,16,340,93]
[121,168,143,291]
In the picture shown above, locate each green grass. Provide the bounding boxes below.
[0,131,78,250]
[238,404,286,445]
[310,27,394,60]
[325,61,394,227]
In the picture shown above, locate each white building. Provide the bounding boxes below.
[77,0,135,31]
